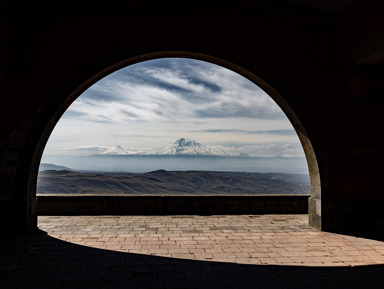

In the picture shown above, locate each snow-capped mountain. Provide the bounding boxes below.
[99,138,244,157]
[100,145,130,155]
[152,138,230,156]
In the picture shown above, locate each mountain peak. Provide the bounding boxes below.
[165,137,227,156]
[174,138,201,148]
[101,144,127,155]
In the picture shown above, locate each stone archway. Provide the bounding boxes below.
[27,51,321,232]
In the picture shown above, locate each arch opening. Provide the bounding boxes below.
[30,53,321,230]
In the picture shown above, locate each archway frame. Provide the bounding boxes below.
[27,51,321,232]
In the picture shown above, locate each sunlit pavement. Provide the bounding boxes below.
[1,215,384,288]
[39,215,384,267]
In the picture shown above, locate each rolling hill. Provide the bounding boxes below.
[37,169,310,195]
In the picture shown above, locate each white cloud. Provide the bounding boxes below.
[64,58,286,124]
[58,145,109,152]
[224,143,305,158]
[47,58,304,159]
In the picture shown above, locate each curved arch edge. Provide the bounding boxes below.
[27,51,322,232]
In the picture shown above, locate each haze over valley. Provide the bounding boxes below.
[38,138,310,196]
[41,138,308,174]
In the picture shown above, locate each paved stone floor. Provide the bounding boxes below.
[1,215,384,288]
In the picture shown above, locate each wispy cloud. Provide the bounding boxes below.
[223,143,305,158]
[58,145,109,152]
[64,58,286,123]
[198,129,297,136]
[44,58,304,161]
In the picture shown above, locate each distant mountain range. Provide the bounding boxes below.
[39,163,74,171]
[100,138,248,157]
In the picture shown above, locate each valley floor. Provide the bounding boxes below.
[37,170,310,195]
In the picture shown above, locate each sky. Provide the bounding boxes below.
[43,58,305,158]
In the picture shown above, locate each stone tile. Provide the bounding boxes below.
[34,214,384,269]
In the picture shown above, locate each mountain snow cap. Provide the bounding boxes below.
[101,144,127,155]
[174,138,201,147]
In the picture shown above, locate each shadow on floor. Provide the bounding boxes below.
[1,230,383,289]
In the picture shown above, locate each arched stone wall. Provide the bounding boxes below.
[28,51,321,232]
[2,0,383,237]
[3,3,333,235]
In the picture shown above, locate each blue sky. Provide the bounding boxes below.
[44,58,305,158]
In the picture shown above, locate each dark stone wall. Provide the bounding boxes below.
[37,195,309,216]
[0,0,383,237]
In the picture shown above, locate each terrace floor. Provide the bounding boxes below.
[1,215,384,288]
